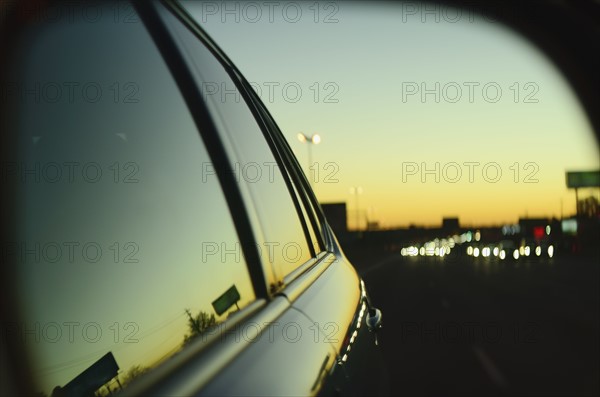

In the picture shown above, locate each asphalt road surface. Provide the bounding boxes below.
[345,244,599,396]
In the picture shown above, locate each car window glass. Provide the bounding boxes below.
[255,98,327,254]
[161,9,312,280]
[5,3,255,395]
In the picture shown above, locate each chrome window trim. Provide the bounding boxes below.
[281,252,337,303]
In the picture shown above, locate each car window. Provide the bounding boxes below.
[4,3,256,395]
[253,97,328,255]
[160,8,313,282]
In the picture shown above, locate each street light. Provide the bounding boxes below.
[297,132,320,185]
[349,186,363,231]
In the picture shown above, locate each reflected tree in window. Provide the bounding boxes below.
[183,309,218,344]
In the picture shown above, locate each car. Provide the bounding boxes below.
[0,1,387,396]
[531,239,555,259]
[518,238,536,258]
[498,240,518,260]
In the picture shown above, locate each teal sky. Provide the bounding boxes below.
[186,1,599,228]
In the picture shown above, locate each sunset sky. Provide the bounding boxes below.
[186,1,599,229]
[12,3,600,395]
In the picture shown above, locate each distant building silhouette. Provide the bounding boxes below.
[442,217,460,233]
[321,202,347,236]
[518,217,551,239]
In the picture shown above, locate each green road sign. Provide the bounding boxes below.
[212,285,240,316]
[566,171,600,188]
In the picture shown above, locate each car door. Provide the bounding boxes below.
[163,2,388,395]
[149,4,341,395]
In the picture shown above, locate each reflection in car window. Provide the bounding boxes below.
[7,3,255,395]
[162,9,312,281]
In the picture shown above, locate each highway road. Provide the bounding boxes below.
[346,244,599,396]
